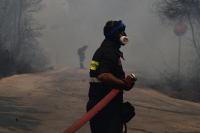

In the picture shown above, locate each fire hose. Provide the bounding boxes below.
[62,88,121,133]
[62,74,137,133]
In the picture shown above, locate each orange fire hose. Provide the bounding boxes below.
[62,88,120,133]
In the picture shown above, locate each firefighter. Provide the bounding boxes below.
[77,44,88,69]
[87,20,135,133]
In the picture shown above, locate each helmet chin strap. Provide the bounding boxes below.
[113,31,122,48]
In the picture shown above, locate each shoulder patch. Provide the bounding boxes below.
[118,58,121,66]
[90,60,99,70]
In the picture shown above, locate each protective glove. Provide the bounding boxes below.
[122,74,137,91]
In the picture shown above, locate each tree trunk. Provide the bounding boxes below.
[0,1,9,48]
[188,14,200,61]
[16,0,22,57]
[13,0,17,54]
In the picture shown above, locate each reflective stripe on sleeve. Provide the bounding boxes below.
[89,77,102,83]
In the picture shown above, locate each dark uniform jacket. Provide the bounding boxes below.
[89,39,125,102]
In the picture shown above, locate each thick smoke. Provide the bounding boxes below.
[34,0,194,81]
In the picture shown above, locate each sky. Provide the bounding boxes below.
[33,0,193,79]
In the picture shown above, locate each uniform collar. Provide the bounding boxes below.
[101,39,125,60]
[101,39,120,50]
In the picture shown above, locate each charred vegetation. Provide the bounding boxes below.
[0,0,49,78]
[153,0,200,102]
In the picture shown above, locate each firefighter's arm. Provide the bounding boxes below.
[98,73,136,91]
[98,73,126,89]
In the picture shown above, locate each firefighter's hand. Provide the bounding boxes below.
[122,74,137,91]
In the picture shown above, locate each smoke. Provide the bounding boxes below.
[33,0,194,80]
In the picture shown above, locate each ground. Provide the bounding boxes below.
[0,67,199,133]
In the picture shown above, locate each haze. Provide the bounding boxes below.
[34,0,188,79]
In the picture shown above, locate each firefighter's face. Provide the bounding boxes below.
[119,30,125,37]
[119,30,129,45]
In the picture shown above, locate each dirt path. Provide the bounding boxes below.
[0,67,199,133]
